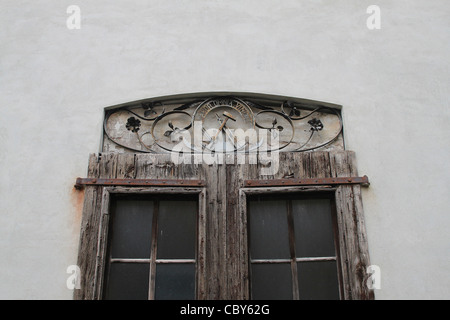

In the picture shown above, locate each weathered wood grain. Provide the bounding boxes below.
[330,151,374,300]
[74,154,99,300]
[75,150,373,300]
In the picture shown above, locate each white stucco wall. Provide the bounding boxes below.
[0,0,448,299]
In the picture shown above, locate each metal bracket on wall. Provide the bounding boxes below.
[74,178,205,190]
[243,175,370,187]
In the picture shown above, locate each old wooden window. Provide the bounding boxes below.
[246,192,341,300]
[75,151,373,300]
[75,95,373,300]
[103,194,198,300]
[75,174,206,300]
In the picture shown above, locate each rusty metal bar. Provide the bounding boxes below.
[243,175,370,187]
[74,177,205,189]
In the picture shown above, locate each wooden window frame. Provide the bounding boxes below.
[240,185,373,300]
[89,186,206,300]
[75,151,374,300]
[242,187,341,300]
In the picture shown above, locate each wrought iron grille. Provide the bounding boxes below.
[103,96,343,154]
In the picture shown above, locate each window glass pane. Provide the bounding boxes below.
[110,200,153,259]
[292,199,336,257]
[104,263,150,300]
[251,264,293,300]
[157,200,197,259]
[155,264,196,300]
[298,261,340,300]
[249,200,290,259]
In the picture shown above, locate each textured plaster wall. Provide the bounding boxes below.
[0,0,449,299]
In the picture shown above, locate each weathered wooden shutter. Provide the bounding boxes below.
[330,152,374,300]
[74,150,373,300]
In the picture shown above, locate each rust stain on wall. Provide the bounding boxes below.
[71,186,85,228]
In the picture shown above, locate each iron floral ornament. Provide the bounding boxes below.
[103,96,343,154]
[125,117,141,133]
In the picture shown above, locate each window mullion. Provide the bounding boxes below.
[148,200,159,300]
[286,200,299,300]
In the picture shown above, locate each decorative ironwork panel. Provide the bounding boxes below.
[103,96,343,154]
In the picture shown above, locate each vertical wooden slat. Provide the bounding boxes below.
[239,189,250,300]
[286,200,300,300]
[217,160,228,300]
[116,153,136,179]
[75,153,118,299]
[197,188,207,300]
[310,151,332,178]
[202,160,228,299]
[226,154,238,299]
[93,188,111,299]
[148,200,159,300]
[352,184,373,299]
[299,152,312,178]
[98,153,118,179]
[94,153,137,299]
[238,159,253,300]
[134,153,154,179]
[330,151,354,299]
[330,151,374,300]
[93,154,118,299]
[329,195,345,300]
[75,154,100,300]
[76,150,372,301]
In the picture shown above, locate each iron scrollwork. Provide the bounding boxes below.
[103,96,343,153]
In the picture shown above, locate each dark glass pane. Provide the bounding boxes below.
[157,201,197,259]
[251,263,293,300]
[154,264,196,300]
[249,200,290,259]
[292,199,336,257]
[110,200,153,259]
[104,263,150,300]
[298,261,340,300]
